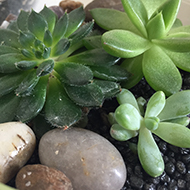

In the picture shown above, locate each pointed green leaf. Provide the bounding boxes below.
[19,31,35,49]
[171,18,183,29]
[52,13,68,45]
[55,62,93,85]
[16,76,48,122]
[43,29,53,47]
[65,6,85,37]
[142,45,182,96]
[90,8,141,35]
[17,10,29,32]
[147,12,165,39]
[90,65,130,81]
[158,90,190,120]
[0,53,26,73]
[110,123,138,141]
[138,126,164,177]
[120,54,143,89]
[45,77,82,127]
[40,6,57,33]
[121,0,148,37]
[0,72,26,97]
[7,20,19,33]
[102,30,151,58]
[0,46,20,55]
[169,25,190,34]
[51,38,70,57]
[0,29,21,48]
[63,48,120,66]
[64,83,104,107]
[0,92,20,123]
[114,103,141,130]
[93,79,121,98]
[15,70,39,97]
[145,91,165,118]
[28,10,48,41]
[83,35,102,50]
[36,59,54,77]
[153,122,190,148]
[69,21,94,45]
[15,60,38,70]
[116,88,140,111]
[21,49,35,59]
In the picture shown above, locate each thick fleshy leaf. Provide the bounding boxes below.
[170,18,183,29]
[64,83,104,106]
[28,10,48,41]
[36,59,54,77]
[102,30,151,58]
[0,53,26,73]
[164,117,190,126]
[0,29,21,48]
[153,122,190,148]
[16,76,48,122]
[52,13,68,45]
[63,48,120,66]
[44,77,82,127]
[69,21,94,45]
[121,0,148,37]
[0,46,20,55]
[90,65,130,81]
[114,103,141,130]
[21,49,35,59]
[120,54,143,89]
[43,29,53,47]
[40,6,57,33]
[19,31,35,49]
[169,25,190,34]
[93,79,121,98]
[142,45,182,96]
[144,116,160,130]
[90,8,141,35]
[51,38,70,57]
[116,88,140,112]
[15,60,38,70]
[158,90,190,120]
[15,70,39,97]
[0,92,20,123]
[55,62,93,85]
[152,0,181,33]
[0,72,26,97]
[164,50,190,72]
[146,12,165,39]
[110,123,138,141]
[17,10,29,32]
[145,91,165,118]
[153,34,190,52]
[138,126,164,177]
[83,35,102,49]
[7,20,19,33]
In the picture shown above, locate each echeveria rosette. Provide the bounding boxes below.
[0,6,130,127]
[91,0,190,96]
[108,88,190,177]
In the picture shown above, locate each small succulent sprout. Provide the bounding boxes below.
[0,6,130,128]
[91,0,190,96]
[109,89,190,177]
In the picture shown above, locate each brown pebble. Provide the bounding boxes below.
[16,164,73,190]
[59,0,83,13]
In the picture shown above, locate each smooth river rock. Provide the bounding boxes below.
[16,164,73,190]
[39,127,126,190]
[0,122,36,183]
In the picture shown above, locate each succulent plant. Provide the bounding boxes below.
[0,182,17,190]
[0,6,130,127]
[108,88,190,177]
[91,0,190,96]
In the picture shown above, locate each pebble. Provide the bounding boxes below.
[0,122,36,183]
[15,164,73,190]
[39,127,126,190]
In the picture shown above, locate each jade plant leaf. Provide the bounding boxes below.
[138,126,164,177]
[144,116,160,131]
[153,122,190,148]
[102,30,151,58]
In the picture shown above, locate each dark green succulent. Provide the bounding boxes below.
[0,6,129,127]
[91,0,190,96]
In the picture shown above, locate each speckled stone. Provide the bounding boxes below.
[0,122,36,183]
[39,127,126,190]
[15,164,73,190]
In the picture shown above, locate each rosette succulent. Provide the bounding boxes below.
[108,89,190,177]
[91,0,190,96]
[0,6,129,127]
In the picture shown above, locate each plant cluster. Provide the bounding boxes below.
[108,88,190,177]
[0,6,129,127]
[91,0,190,96]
